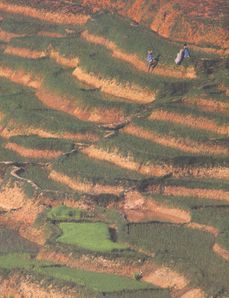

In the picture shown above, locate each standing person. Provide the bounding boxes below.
[146,50,158,72]
[183,42,191,58]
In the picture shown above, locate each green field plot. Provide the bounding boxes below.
[0,78,100,136]
[57,222,128,252]
[120,222,229,297]
[53,152,144,185]
[9,135,74,152]
[47,206,82,221]
[0,228,38,255]
[85,12,212,67]
[40,265,153,292]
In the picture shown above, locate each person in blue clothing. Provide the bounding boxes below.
[183,43,191,58]
[146,50,158,72]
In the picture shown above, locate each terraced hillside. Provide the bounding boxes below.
[0,1,228,297]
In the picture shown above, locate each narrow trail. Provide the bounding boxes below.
[0,2,90,25]
[81,30,197,79]
[149,110,229,136]
[124,124,229,156]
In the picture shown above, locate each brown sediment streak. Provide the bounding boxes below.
[0,273,76,298]
[0,29,25,42]
[81,30,196,79]
[182,97,229,114]
[0,2,90,25]
[124,124,229,156]
[37,31,64,38]
[0,185,27,211]
[36,89,125,124]
[73,67,155,103]
[149,110,229,136]
[4,45,79,68]
[122,191,191,224]
[143,267,188,290]
[213,243,229,262]
[191,44,229,56]
[162,186,229,202]
[180,289,205,298]
[0,121,98,142]
[219,84,229,96]
[4,45,47,59]
[49,50,79,68]
[186,222,219,237]
[0,66,42,88]
[82,146,229,179]
[5,142,63,159]
[49,170,124,195]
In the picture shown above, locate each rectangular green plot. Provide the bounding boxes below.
[57,222,128,252]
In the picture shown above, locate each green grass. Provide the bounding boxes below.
[39,266,153,292]
[57,222,128,252]
[119,222,229,297]
[9,135,74,152]
[96,132,194,164]
[0,11,68,35]
[85,12,215,67]
[158,102,229,126]
[0,228,38,255]
[9,34,188,92]
[47,206,82,221]
[133,118,221,142]
[0,77,100,136]
[53,152,145,186]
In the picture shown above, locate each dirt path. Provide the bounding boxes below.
[81,30,196,79]
[149,110,229,136]
[124,124,229,156]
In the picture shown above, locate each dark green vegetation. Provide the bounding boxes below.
[0,3,228,298]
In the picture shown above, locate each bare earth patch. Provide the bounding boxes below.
[149,110,229,136]
[122,191,191,224]
[0,29,25,42]
[4,46,47,59]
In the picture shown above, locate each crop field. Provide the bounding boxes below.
[0,1,228,297]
